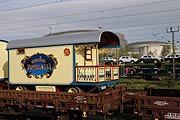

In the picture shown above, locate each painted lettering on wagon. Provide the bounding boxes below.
[153,101,168,106]
[21,53,58,79]
[27,63,51,70]
[164,112,180,119]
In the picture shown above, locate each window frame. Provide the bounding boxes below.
[17,48,25,55]
[85,46,92,60]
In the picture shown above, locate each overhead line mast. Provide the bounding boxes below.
[166,26,179,80]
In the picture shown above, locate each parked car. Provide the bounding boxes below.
[138,55,162,64]
[103,57,117,65]
[164,54,180,63]
[118,56,138,64]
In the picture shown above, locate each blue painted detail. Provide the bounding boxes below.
[0,78,8,81]
[73,45,76,84]
[100,45,120,48]
[21,53,58,79]
[71,80,119,87]
[114,72,118,76]
[8,50,10,83]
[99,73,105,77]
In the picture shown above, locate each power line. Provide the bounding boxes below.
[1,5,180,26]
[4,24,180,40]
[1,17,180,33]
[1,6,180,32]
[0,18,99,31]
[126,33,162,37]
[104,19,180,30]
[0,0,178,38]
[0,0,176,25]
[0,0,65,12]
[103,0,175,12]
[128,36,154,41]
[0,10,98,25]
[0,0,14,2]
[3,25,180,41]
[0,0,174,12]
[4,30,171,41]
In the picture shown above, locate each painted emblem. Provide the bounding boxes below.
[64,48,70,56]
[21,53,58,79]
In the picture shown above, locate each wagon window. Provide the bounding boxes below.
[85,46,92,60]
[17,48,25,54]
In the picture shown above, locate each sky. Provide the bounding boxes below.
[0,0,180,47]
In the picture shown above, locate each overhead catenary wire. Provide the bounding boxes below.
[0,0,14,2]
[0,0,174,12]
[0,7,180,32]
[0,0,176,25]
[0,0,179,41]
[1,18,180,41]
[0,0,71,12]
[104,19,180,30]
[1,11,180,42]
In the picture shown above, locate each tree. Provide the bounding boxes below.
[118,47,129,57]
[148,51,153,55]
[131,53,140,58]
[161,45,171,57]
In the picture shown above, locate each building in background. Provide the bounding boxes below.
[127,41,172,57]
[119,34,127,49]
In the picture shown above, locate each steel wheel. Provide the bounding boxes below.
[67,87,82,93]
[15,86,24,90]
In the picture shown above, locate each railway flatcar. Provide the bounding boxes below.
[6,30,121,92]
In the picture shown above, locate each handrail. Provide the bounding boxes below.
[76,65,120,82]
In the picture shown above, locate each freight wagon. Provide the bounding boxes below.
[135,88,180,120]
[0,87,126,120]
[5,30,121,92]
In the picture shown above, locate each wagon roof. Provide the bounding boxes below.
[7,30,120,49]
[0,39,8,43]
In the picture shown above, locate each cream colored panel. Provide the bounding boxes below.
[0,42,8,79]
[35,86,56,92]
[9,45,74,85]
[76,49,85,66]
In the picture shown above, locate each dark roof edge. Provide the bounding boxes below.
[0,39,8,43]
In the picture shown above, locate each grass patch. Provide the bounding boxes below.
[119,78,180,89]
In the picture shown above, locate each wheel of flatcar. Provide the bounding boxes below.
[66,86,82,93]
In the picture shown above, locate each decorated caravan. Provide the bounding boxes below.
[0,40,8,81]
[7,30,120,92]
